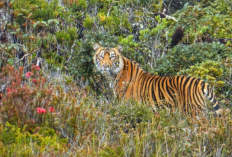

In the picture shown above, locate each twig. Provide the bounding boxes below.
[67,42,76,63]
[14,48,40,64]
[168,0,173,11]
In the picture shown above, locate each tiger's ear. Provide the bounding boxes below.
[116,45,123,53]
[93,43,101,51]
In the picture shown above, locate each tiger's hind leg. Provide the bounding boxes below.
[201,82,223,116]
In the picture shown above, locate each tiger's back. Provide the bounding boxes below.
[93,43,222,115]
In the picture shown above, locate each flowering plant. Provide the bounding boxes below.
[37,108,47,114]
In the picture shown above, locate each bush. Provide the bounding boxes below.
[154,42,230,75]
[178,60,225,87]
[0,65,54,127]
[110,100,154,128]
[0,122,67,156]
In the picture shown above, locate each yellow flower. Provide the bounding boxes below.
[217,81,225,86]
[100,15,106,22]
[54,10,59,17]
[207,76,216,81]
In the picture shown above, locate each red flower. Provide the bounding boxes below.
[26,72,32,78]
[32,79,37,83]
[35,65,40,70]
[36,108,46,114]
[49,107,55,112]
[6,88,10,93]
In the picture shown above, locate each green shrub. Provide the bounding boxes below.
[0,122,67,156]
[110,100,154,127]
[178,60,225,87]
[154,42,230,75]
[13,0,61,22]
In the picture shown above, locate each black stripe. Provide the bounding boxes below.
[194,79,203,104]
[158,77,164,100]
[206,84,210,97]
[208,86,214,100]
[118,57,127,82]
[121,60,134,97]
[119,58,129,97]
[190,78,200,108]
[161,77,168,99]
[135,64,140,76]
[198,82,205,104]
[179,76,186,101]
[170,77,176,90]
[214,104,220,110]
[115,57,127,90]
[128,60,134,83]
[166,79,175,99]
[213,99,216,103]
[183,76,191,89]
[178,76,185,93]
[168,85,175,95]
[173,76,178,90]
[201,81,206,94]
[154,76,162,100]
[146,75,156,101]
[165,78,175,103]
[151,80,157,102]
[174,76,181,101]
[138,71,148,99]
[141,73,154,98]
[152,76,160,103]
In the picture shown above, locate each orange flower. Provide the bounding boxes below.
[22,22,27,27]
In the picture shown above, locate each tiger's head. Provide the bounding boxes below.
[93,43,124,76]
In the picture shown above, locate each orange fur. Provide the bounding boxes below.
[93,43,222,115]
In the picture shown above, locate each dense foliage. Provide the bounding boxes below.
[0,0,232,156]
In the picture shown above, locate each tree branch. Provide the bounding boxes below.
[14,48,40,64]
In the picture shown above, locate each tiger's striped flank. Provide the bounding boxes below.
[93,43,222,116]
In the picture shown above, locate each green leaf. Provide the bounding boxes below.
[37,38,42,47]
[17,13,23,16]
[48,19,59,25]
[41,21,48,27]
[52,35,57,44]
[43,38,47,47]
[16,28,21,32]
[12,44,19,51]
[8,58,14,66]
[48,34,52,41]
[183,3,189,9]
[10,0,15,4]
[23,34,28,38]
[22,46,27,52]
[33,22,40,29]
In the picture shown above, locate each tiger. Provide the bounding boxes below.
[93,43,222,116]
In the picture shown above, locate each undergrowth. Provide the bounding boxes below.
[0,65,232,156]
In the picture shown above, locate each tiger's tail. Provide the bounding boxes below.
[202,82,222,116]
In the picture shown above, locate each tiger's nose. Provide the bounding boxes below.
[102,63,108,67]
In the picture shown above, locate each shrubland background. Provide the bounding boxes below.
[0,0,232,156]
